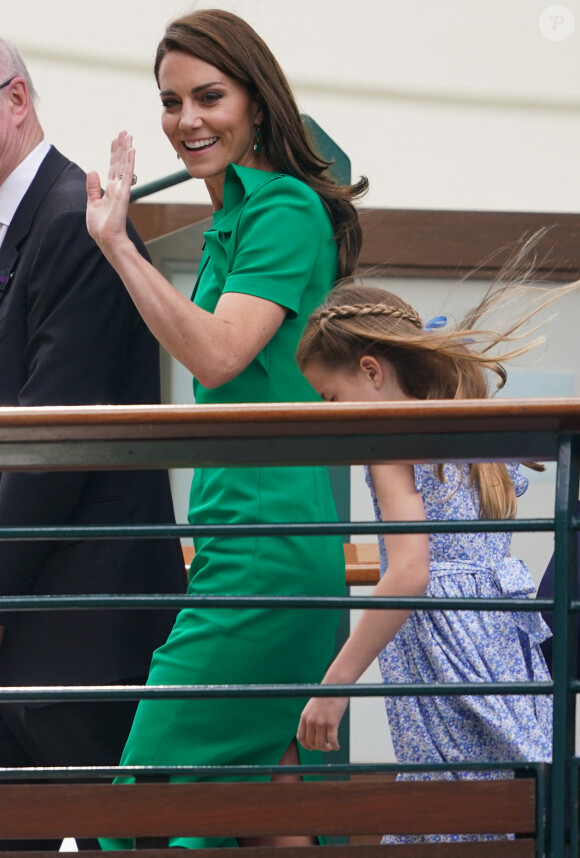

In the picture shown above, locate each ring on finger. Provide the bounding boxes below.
[117,174,138,186]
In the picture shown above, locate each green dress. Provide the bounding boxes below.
[101,165,345,850]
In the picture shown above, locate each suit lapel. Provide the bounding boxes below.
[3,146,70,249]
[0,245,18,302]
[0,147,70,305]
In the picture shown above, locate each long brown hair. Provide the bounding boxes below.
[297,240,577,518]
[154,8,367,278]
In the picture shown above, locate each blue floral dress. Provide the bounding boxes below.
[366,463,552,844]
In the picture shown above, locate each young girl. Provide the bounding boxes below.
[295,277,555,844]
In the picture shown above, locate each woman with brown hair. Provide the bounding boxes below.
[87,7,366,851]
[296,277,555,844]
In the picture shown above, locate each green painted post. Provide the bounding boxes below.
[549,433,580,856]
[536,763,548,858]
[571,759,579,857]
[305,117,353,810]
[302,113,353,544]
[130,169,191,202]
[305,112,353,544]
[302,115,352,186]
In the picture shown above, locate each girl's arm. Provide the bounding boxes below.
[297,463,430,752]
[86,132,286,388]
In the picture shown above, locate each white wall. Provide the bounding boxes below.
[3,0,580,211]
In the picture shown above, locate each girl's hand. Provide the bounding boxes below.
[297,695,349,752]
[86,131,135,253]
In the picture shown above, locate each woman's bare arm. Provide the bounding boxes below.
[86,132,286,387]
[297,463,429,752]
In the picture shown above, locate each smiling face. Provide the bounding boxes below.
[304,356,415,403]
[158,51,267,209]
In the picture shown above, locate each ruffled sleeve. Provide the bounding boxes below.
[204,165,335,317]
[507,463,529,498]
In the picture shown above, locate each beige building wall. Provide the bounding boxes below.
[3,0,579,212]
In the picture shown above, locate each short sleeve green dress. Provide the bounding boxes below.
[101,165,345,850]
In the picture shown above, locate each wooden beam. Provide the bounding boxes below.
[129,202,580,281]
[0,844,535,857]
[128,202,212,242]
[0,780,535,839]
[358,209,580,280]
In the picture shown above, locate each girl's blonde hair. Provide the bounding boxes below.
[297,235,577,519]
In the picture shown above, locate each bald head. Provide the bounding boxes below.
[0,38,43,185]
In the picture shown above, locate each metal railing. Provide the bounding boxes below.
[0,398,577,855]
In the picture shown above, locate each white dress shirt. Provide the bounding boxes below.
[0,140,51,249]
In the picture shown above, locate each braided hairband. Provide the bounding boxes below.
[315,303,423,329]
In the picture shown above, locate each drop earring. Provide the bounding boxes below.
[253,124,262,153]
[177,153,181,160]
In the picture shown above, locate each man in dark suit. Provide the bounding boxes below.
[537,517,580,675]
[0,39,186,849]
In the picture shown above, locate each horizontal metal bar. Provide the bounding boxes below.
[0,594,554,612]
[0,681,553,704]
[129,169,191,201]
[0,517,560,541]
[0,431,565,470]
[0,760,546,781]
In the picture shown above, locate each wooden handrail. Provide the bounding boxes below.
[0,398,578,470]
[344,543,381,585]
[183,543,381,586]
[0,397,580,436]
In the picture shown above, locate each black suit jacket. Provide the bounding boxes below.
[537,500,580,674]
[0,146,186,687]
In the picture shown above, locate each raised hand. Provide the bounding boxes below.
[296,694,349,752]
[86,131,136,254]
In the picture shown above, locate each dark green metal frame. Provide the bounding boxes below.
[5,114,572,848]
[0,413,576,856]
